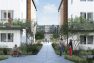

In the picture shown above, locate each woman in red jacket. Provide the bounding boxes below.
[69,39,73,57]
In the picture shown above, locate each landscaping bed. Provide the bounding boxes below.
[52,43,68,55]
[52,43,94,63]
[0,55,8,60]
[20,43,43,55]
[52,43,60,55]
[0,48,11,55]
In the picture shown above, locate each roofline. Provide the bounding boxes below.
[32,0,37,11]
[58,0,63,12]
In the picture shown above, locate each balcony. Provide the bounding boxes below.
[68,17,94,32]
[0,19,31,30]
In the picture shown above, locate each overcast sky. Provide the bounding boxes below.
[35,0,61,25]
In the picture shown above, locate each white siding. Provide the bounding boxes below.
[68,32,94,50]
[0,0,23,19]
[68,0,94,19]
[0,30,21,48]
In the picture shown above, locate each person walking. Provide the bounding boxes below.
[59,37,64,56]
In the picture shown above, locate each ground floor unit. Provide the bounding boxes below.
[0,28,36,48]
[63,30,94,50]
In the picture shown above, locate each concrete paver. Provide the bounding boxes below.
[0,42,73,63]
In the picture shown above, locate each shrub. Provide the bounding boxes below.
[0,48,11,55]
[3,48,8,55]
[64,55,87,63]
[20,43,42,55]
[79,50,93,55]
[0,55,8,60]
[52,43,61,55]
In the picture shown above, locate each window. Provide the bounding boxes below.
[87,36,93,44]
[80,0,93,1]
[80,35,94,44]
[80,12,93,21]
[88,0,93,1]
[80,35,86,44]
[1,10,7,20]
[87,12,93,21]
[1,10,13,20]
[80,12,86,19]
[71,0,73,4]
[8,33,13,42]
[80,0,86,1]
[0,33,13,42]
[1,33,6,42]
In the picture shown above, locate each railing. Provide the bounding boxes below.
[68,21,94,30]
[0,19,31,28]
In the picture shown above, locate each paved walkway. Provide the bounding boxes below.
[0,42,73,63]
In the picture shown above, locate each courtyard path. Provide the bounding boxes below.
[0,42,73,63]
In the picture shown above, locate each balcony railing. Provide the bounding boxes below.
[0,19,31,29]
[68,20,94,31]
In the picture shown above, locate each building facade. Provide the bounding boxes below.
[59,0,94,50]
[0,0,37,48]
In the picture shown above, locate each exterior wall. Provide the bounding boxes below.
[0,0,23,20]
[0,30,21,48]
[0,0,37,47]
[21,0,27,19]
[59,0,94,50]
[68,32,94,50]
[68,0,94,19]
[31,0,37,22]
[59,0,68,26]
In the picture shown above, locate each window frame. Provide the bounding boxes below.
[80,35,94,44]
[0,33,14,42]
[1,10,14,20]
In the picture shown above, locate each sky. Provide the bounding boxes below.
[35,0,61,25]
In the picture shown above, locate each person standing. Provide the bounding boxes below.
[69,39,73,57]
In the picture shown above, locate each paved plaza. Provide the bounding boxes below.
[0,42,73,63]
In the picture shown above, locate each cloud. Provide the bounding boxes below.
[42,4,57,14]
[34,0,39,5]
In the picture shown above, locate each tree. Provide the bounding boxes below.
[52,27,59,39]
[35,31,44,40]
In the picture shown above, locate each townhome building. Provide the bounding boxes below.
[0,0,37,48]
[59,0,94,50]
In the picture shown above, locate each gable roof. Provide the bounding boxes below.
[32,0,37,11]
[58,0,63,12]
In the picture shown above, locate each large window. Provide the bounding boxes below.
[80,0,86,1]
[8,33,13,42]
[80,12,86,19]
[87,36,93,44]
[80,0,93,1]
[88,0,93,1]
[80,35,86,44]
[0,33,14,42]
[1,33,6,42]
[87,12,93,21]
[80,35,93,44]
[1,10,13,20]
[80,12,93,21]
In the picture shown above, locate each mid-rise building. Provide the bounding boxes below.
[0,0,37,48]
[59,0,94,50]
